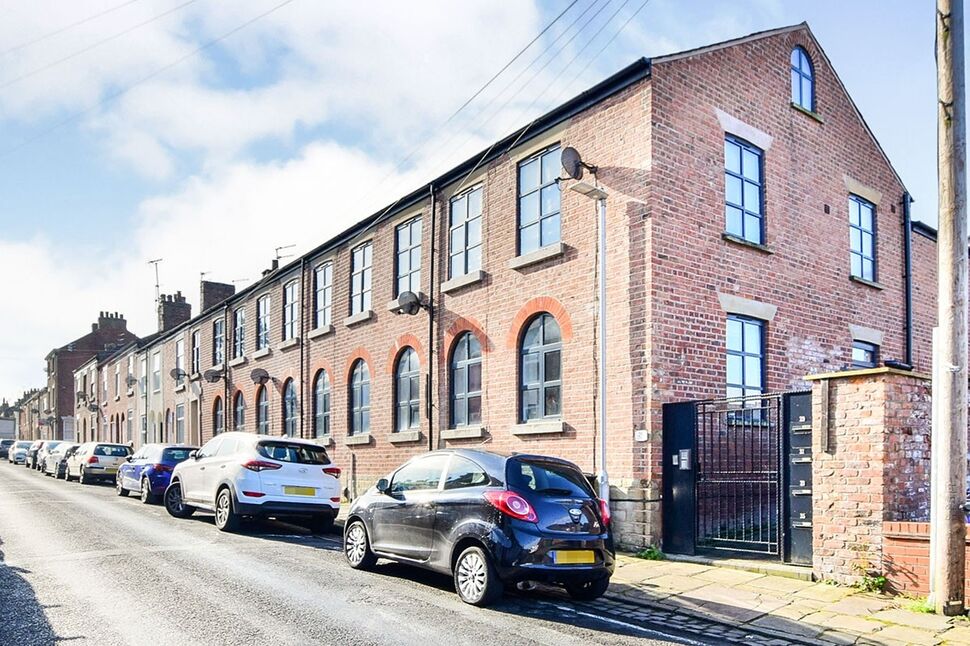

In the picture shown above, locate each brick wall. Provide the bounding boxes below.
[883,521,970,600]
[810,369,931,584]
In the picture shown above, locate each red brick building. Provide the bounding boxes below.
[66,23,938,551]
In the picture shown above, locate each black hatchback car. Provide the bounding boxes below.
[343,449,614,606]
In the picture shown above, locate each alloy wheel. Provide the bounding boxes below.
[141,480,151,503]
[345,523,367,565]
[166,486,184,514]
[456,552,487,602]
[215,492,230,527]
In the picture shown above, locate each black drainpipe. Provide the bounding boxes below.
[427,183,436,452]
[902,191,914,368]
[299,256,307,438]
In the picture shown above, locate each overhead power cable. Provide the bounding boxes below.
[0,0,200,90]
[0,0,145,58]
[0,0,297,159]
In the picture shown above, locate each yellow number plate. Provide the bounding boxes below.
[283,486,316,496]
[553,550,595,565]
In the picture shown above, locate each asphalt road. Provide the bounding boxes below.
[0,461,695,646]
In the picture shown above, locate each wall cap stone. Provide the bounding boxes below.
[804,366,930,382]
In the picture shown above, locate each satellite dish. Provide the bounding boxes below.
[561,146,584,180]
[397,291,422,316]
[87,404,99,412]
[250,368,270,385]
[125,375,138,386]
[169,368,187,380]
[203,369,224,383]
[76,391,86,400]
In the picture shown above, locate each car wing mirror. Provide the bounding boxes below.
[125,456,132,462]
[376,478,390,494]
[189,450,199,460]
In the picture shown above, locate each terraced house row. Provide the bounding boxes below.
[16,24,941,550]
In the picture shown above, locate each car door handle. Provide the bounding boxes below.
[220,465,226,469]
[199,466,205,471]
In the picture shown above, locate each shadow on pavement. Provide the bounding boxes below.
[0,539,67,646]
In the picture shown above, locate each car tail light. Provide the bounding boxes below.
[153,463,173,473]
[323,466,341,477]
[330,496,341,503]
[241,460,281,472]
[483,490,538,523]
[598,499,611,527]
[241,491,266,497]
[87,456,99,464]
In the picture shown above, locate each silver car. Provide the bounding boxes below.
[65,442,132,484]
[8,440,31,464]
[43,443,79,478]
[34,440,64,471]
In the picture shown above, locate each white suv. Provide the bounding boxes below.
[164,432,341,533]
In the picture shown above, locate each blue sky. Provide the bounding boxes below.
[0,0,946,403]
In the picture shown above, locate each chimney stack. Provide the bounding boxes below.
[96,311,127,331]
[200,280,236,312]
[157,291,191,332]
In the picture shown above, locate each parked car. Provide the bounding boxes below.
[25,440,43,469]
[164,432,340,533]
[0,439,14,459]
[65,442,132,484]
[343,449,615,607]
[43,443,79,478]
[116,444,198,504]
[34,440,63,471]
[8,441,31,464]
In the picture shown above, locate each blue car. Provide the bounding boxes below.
[116,444,198,504]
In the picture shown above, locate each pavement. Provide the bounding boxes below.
[607,554,970,645]
[0,461,691,646]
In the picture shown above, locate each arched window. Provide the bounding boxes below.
[213,397,224,434]
[256,386,269,434]
[790,46,814,111]
[313,370,331,437]
[394,348,420,432]
[520,313,562,422]
[349,360,370,435]
[450,333,482,428]
[233,392,245,430]
[283,379,298,437]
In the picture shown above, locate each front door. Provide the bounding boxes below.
[370,454,448,560]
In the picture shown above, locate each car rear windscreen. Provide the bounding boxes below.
[1,440,13,446]
[94,445,131,457]
[257,441,330,465]
[507,459,594,499]
[161,448,195,463]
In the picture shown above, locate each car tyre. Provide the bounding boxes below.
[344,520,377,570]
[64,467,73,482]
[454,546,503,607]
[140,478,155,504]
[116,475,129,497]
[214,488,240,532]
[78,467,89,485]
[307,514,334,535]
[164,482,195,519]
[564,576,611,601]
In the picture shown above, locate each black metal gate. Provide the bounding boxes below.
[695,395,783,556]
[662,391,812,563]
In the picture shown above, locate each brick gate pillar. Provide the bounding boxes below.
[806,367,931,584]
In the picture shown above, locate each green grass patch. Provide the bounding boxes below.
[634,545,665,561]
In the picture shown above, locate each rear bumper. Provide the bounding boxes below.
[490,524,616,585]
[234,499,339,518]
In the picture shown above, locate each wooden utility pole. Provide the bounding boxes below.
[933,0,968,617]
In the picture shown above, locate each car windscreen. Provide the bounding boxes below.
[94,445,131,457]
[44,442,62,450]
[15,442,31,449]
[506,458,595,499]
[161,448,196,463]
[256,441,330,465]
[1,440,13,446]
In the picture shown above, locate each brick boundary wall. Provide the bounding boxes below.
[883,521,970,601]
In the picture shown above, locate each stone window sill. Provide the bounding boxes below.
[114,395,121,402]
[441,426,486,440]
[511,420,565,436]
[388,430,422,444]
[850,275,885,290]
[189,372,201,382]
[211,363,225,372]
[253,348,272,360]
[344,310,374,327]
[722,232,773,254]
[791,102,824,123]
[441,270,485,294]
[126,389,134,397]
[313,435,334,447]
[344,433,372,446]
[279,337,300,351]
[174,384,186,393]
[308,325,334,340]
[509,242,565,270]
[228,356,247,368]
